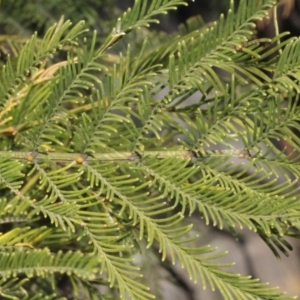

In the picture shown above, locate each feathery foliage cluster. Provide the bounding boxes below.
[0,0,300,299]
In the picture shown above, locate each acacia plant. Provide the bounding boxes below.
[0,0,300,299]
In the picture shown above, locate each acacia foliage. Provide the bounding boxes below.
[0,0,300,299]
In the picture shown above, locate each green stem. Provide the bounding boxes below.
[2,149,243,162]
[273,5,282,54]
